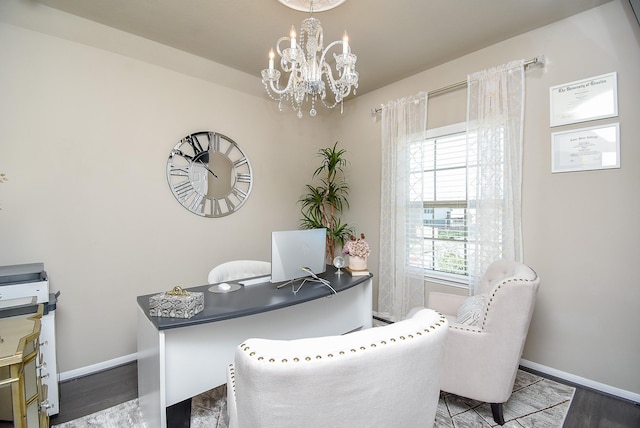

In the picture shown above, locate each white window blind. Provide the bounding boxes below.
[407,125,477,284]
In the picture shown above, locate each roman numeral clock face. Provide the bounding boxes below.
[167,132,253,217]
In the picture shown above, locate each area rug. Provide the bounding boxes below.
[52,369,574,428]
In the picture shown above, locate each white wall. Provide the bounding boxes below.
[337,0,640,398]
[1,0,638,401]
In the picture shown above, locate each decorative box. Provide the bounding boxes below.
[149,286,204,319]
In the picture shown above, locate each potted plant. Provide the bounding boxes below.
[343,233,371,270]
[299,142,354,262]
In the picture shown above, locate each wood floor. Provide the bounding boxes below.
[48,362,138,426]
[525,367,640,428]
[44,362,639,427]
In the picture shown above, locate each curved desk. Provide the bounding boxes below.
[136,266,372,428]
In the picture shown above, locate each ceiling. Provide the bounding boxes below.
[35,0,613,97]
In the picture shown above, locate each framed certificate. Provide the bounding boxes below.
[550,72,618,127]
[551,123,620,173]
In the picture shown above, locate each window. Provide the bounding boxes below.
[408,123,476,285]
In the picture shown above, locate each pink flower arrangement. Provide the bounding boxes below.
[343,233,371,258]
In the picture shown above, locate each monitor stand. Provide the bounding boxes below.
[277,276,336,295]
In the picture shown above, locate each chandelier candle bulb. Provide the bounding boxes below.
[290,26,296,49]
[269,49,274,70]
[343,32,348,54]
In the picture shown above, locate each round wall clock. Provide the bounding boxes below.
[167,131,253,217]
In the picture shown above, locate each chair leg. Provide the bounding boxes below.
[491,402,505,426]
[167,397,192,428]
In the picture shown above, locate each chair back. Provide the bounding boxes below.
[479,260,540,338]
[227,308,448,428]
[477,259,537,294]
[207,260,271,283]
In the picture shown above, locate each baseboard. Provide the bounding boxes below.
[59,352,138,382]
[520,358,640,404]
[58,351,640,405]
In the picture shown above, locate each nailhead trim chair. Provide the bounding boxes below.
[426,260,540,425]
[226,308,448,428]
[207,260,271,284]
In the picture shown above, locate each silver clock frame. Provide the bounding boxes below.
[166,131,253,217]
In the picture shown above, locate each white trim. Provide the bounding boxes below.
[520,358,640,404]
[423,270,469,289]
[425,122,465,139]
[59,353,138,382]
[57,351,640,405]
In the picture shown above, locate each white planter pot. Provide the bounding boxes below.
[349,256,367,271]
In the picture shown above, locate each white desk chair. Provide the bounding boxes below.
[207,260,271,283]
[226,308,448,428]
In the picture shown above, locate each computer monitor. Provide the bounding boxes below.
[270,228,327,283]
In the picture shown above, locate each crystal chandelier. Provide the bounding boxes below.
[261,0,358,118]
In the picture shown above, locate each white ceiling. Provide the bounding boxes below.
[35,0,613,96]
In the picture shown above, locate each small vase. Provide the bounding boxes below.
[349,256,367,271]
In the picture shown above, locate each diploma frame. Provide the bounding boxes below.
[549,72,618,127]
[551,123,620,173]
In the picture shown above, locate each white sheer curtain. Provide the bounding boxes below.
[378,92,428,321]
[466,60,525,294]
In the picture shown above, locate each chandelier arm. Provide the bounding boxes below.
[280,57,293,73]
[267,70,299,96]
[275,36,290,58]
[319,40,346,68]
[320,62,338,89]
[315,64,342,109]
[321,61,351,99]
[276,37,300,72]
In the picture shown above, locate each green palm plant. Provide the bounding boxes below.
[299,142,354,262]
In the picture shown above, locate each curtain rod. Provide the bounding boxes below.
[370,55,545,115]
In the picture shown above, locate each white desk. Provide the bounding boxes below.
[136,266,372,428]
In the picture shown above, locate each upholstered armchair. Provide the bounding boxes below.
[226,308,448,428]
[426,260,540,425]
[207,260,271,283]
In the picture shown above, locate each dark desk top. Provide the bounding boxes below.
[137,265,372,331]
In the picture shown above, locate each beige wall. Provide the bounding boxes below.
[0,1,333,373]
[337,0,640,397]
[1,0,638,399]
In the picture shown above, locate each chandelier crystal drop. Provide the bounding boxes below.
[261,1,358,118]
